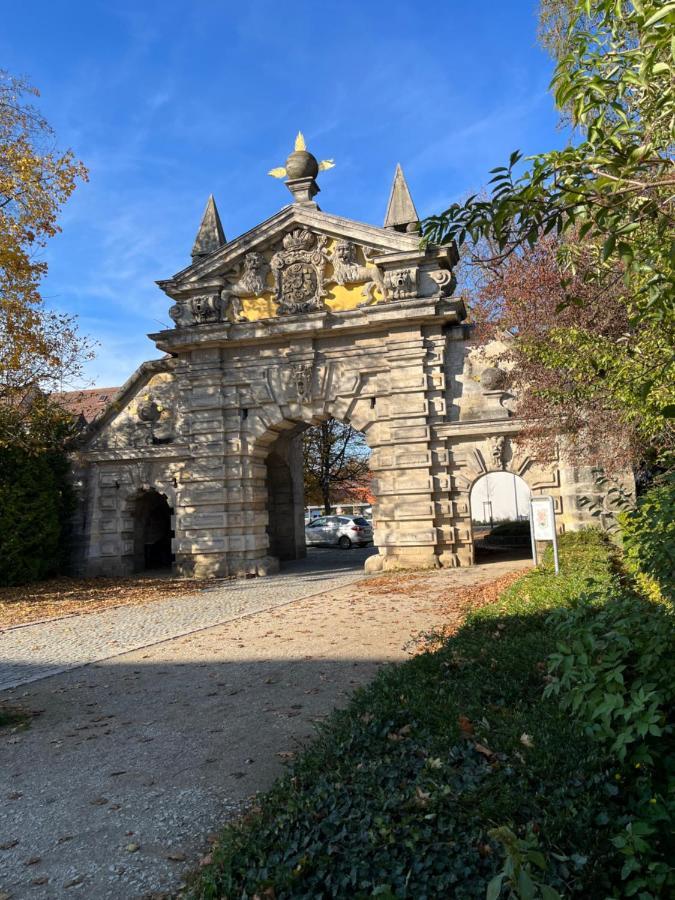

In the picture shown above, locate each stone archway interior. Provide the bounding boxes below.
[264,430,306,564]
[133,490,173,572]
[470,472,531,562]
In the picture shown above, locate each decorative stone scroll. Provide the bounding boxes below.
[169,294,220,327]
[271,229,329,315]
[290,362,314,401]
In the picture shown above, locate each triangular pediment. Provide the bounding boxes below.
[80,358,179,450]
[160,205,423,294]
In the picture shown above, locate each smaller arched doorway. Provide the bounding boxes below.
[470,472,531,563]
[133,490,173,572]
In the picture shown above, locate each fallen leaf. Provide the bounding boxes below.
[414,787,431,808]
[458,715,474,737]
[520,733,534,748]
[474,742,494,758]
[125,843,140,853]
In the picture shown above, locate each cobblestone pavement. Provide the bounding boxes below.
[0,548,376,693]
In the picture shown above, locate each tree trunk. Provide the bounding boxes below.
[321,422,332,514]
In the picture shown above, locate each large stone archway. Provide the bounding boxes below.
[73,145,621,578]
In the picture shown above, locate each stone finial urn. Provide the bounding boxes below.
[481,366,506,390]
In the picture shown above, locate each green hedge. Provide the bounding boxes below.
[620,476,675,602]
[192,533,655,899]
[0,446,73,585]
[0,401,75,586]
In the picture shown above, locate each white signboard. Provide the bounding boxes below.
[529,495,560,574]
[531,496,556,540]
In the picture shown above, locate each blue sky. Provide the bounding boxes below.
[2,1,564,388]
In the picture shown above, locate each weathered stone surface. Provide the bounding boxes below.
[383,163,419,232]
[72,168,629,578]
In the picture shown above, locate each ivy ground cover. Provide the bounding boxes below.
[190,532,673,899]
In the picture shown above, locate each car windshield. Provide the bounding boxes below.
[308,518,325,527]
[353,517,371,526]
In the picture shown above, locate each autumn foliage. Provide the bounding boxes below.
[0,70,90,403]
[465,235,673,473]
[302,419,372,513]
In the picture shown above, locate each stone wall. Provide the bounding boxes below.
[74,205,628,578]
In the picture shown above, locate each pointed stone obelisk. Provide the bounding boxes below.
[383,164,419,232]
[191,195,226,261]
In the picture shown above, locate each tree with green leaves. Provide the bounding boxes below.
[303,419,371,514]
[423,0,674,469]
[0,70,90,582]
[0,397,77,584]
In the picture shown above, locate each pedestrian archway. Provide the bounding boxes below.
[470,471,531,563]
[133,489,173,572]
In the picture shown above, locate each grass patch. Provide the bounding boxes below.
[0,705,32,730]
[190,532,666,899]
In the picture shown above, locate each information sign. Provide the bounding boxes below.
[529,495,560,573]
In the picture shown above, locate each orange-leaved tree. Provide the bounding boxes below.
[0,69,91,409]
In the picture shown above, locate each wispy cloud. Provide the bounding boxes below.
[2,0,560,387]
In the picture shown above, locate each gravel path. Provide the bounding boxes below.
[0,549,375,693]
[0,556,526,899]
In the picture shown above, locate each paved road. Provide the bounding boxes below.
[0,548,376,693]
[0,556,525,899]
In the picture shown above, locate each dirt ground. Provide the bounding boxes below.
[0,575,222,630]
[0,559,527,899]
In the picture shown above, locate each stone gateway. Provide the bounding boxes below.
[71,137,615,578]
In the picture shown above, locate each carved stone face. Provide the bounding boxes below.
[244,252,263,274]
[335,241,356,265]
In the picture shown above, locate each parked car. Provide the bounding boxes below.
[305,515,373,549]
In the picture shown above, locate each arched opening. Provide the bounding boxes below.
[133,489,173,572]
[261,416,376,572]
[266,441,305,562]
[470,471,531,563]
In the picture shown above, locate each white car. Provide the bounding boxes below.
[305,515,373,549]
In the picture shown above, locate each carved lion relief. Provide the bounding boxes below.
[330,240,386,304]
[221,252,271,322]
